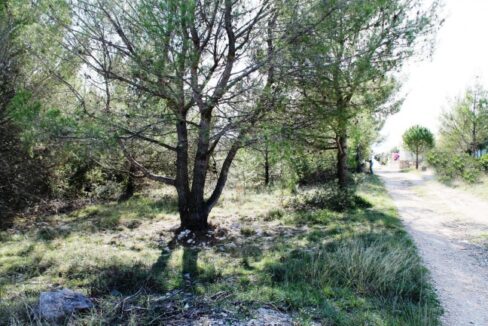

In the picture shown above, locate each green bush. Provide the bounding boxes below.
[264,209,285,221]
[289,182,372,212]
[480,154,488,172]
[427,150,481,183]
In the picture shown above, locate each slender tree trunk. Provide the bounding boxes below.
[472,93,478,157]
[472,120,478,157]
[264,143,270,186]
[415,149,419,170]
[355,145,361,173]
[337,134,348,189]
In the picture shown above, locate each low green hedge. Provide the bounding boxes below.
[427,150,484,183]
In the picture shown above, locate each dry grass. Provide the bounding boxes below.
[455,175,488,201]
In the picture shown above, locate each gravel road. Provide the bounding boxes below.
[378,167,488,326]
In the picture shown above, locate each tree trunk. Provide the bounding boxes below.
[337,134,348,189]
[174,108,216,232]
[181,110,212,231]
[191,113,210,191]
[118,164,135,202]
[180,207,209,230]
[415,150,419,170]
[175,115,204,230]
[174,124,211,231]
[472,127,478,158]
[472,94,478,157]
[355,145,361,173]
[264,143,270,186]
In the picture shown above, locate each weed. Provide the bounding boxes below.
[263,209,284,221]
[36,226,58,241]
[240,226,256,237]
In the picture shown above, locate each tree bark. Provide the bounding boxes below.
[118,164,135,202]
[175,114,196,229]
[472,120,478,157]
[337,134,348,189]
[355,145,362,173]
[471,92,478,157]
[415,149,419,170]
[180,209,209,230]
[264,143,270,186]
[179,111,213,231]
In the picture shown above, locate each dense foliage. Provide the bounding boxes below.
[0,3,50,223]
[427,150,482,183]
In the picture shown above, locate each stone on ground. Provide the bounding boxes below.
[247,308,293,325]
[38,288,93,322]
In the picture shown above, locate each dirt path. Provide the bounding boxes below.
[378,167,488,326]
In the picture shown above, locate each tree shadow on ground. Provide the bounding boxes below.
[86,232,204,299]
[181,246,200,279]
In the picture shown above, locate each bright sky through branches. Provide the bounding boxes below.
[375,0,488,152]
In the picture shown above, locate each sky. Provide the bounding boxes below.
[374,0,488,152]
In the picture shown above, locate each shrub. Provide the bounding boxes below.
[289,182,371,212]
[288,151,337,187]
[240,226,256,236]
[36,226,59,241]
[264,209,285,221]
[480,154,488,172]
[0,123,50,227]
[95,214,121,230]
[427,150,481,183]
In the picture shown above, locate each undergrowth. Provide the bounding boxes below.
[0,176,441,325]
